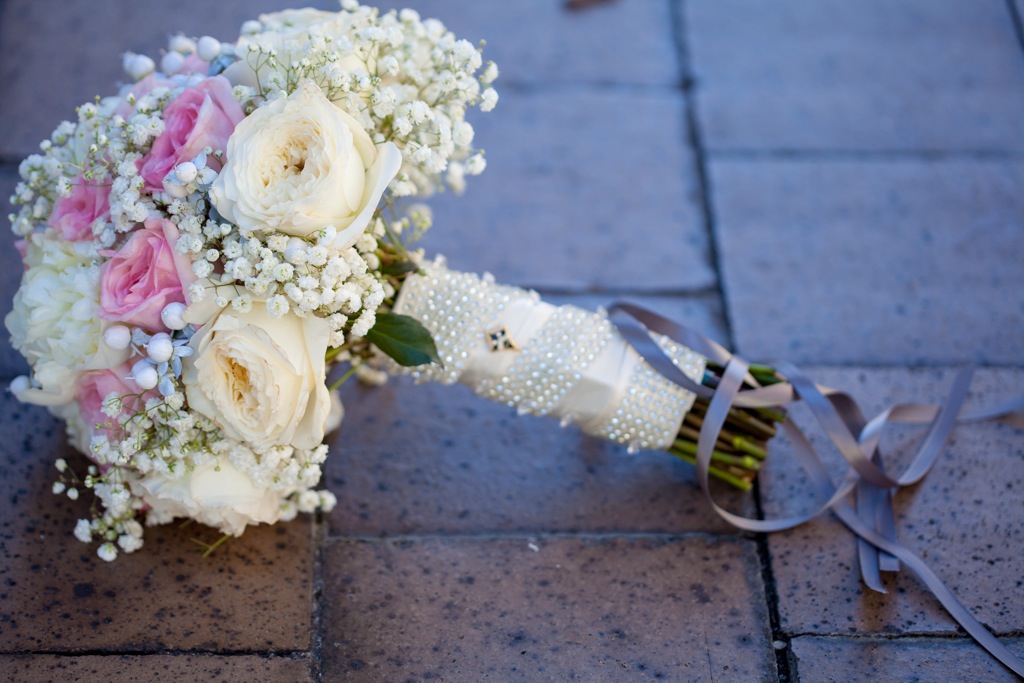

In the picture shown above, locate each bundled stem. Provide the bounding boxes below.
[667,364,785,491]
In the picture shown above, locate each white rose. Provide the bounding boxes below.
[5,230,128,406]
[210,81,401,250]
[182,304,331,451]
[131,457,282,536]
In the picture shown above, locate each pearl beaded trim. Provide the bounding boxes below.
[593,334,704,451]
[391,257,537,385]
[478,305,614,416]
[389,260,707,451]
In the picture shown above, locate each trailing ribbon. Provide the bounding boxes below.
[608,302,1024,679]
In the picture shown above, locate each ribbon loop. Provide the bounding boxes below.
[608,301,1024,678]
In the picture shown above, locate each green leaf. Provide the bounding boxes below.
[380,260,420,276]
[366,312,441,367]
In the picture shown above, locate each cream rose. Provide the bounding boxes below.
[131,457,282,536]
[209,81,402,250]
[182,304,332,451]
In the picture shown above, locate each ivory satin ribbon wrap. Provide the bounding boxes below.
[391,260,1024,677]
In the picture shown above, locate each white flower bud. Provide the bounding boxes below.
[161,302,187,330]
[240,20,263,36]
[146,333,174,363]
[97,543,118,562]
[126,54,156,81]
[284,237,307,264]
[103,324,132,350]
[197,36,222,61]
[161,51,186,75]
[169,35,196,54]
[174,161,198,183]
[163,178,189,198]
[132,361,159,391]
[9,375,31,396]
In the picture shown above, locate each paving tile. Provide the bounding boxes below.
[0,393,315,652]
[1,0,678,159]
[710,159,1024,365]
[322,536,775,682]
[418,87,712,291]
[0,654,314,682]
[0,0,324,158]
[373,0,679,87]
[326,292,745,537]
[758,367,1024,636]
[0,164,31,379]
[686,0,1024,151]
[790,636,1024,683]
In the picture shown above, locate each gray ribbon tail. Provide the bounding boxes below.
[607,301,1024,679]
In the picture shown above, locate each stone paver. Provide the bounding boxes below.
[710,159,1024,365]
[0,0,331,157]
[759,367,1024,636]
[322,536,775,682]
[1,0,679,157]
[790,636,1024,683]
[418,87,712,291]
[1,654,314,682]
[373,0,679,87]
[327,373,749,538]
[687,0,1024,151]
[0,395,315,652]
[0,165,31,379]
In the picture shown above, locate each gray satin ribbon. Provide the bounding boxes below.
[607,303,1024,679]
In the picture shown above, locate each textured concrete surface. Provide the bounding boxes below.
[419,87,712,290]
[759,367,1024,636]
[0,394,316,653]
[2,0,1023,681]
[711,159,1024,365]
[687,0,1024,151]
[322,536,774,682]
[0,654,314,682]
[790,636,1024,683]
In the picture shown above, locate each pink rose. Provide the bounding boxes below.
[137,75,244,192]
[76,364,151,439]
[48,179,111,242]
[99,218,194,331]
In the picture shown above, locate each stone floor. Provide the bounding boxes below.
[1,0,1023,681]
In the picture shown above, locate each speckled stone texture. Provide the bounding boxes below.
[759,367,1024,636]
[686,0,1024,151]
[327,374,751,538]
[710,159,1024,365]
[322,536,775,682]
[790,637,1024,683]
[0,166,31,379]
[0,654,314,683]
[415,88,712,291]
[0,395,315,652]
[372,0,679,87]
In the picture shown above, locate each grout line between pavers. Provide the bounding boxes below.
[670,3,791,680]
[1005,0,1024,65]
[708,148,1024,162]
[321,529,756,546]
[670,0,736,353]
[785,630,1024,641]
[309,512,328,683]
[1,649,314,658]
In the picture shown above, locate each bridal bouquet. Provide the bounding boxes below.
[7,1,1024,676]
[6,1,499,560]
